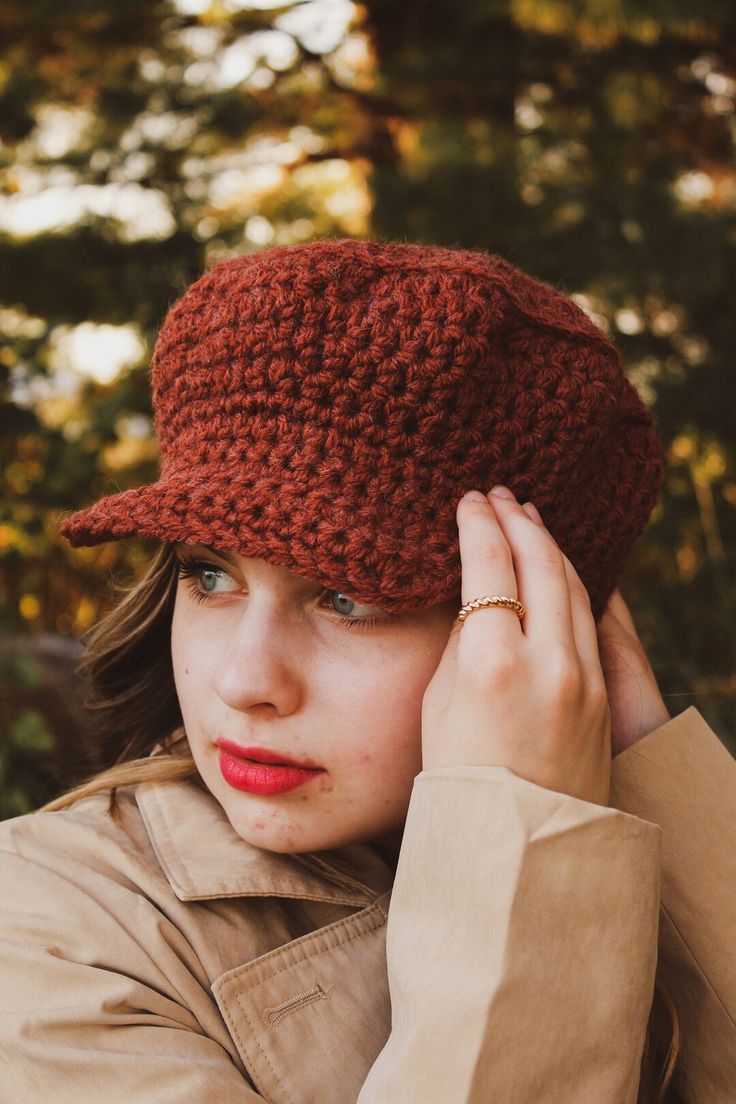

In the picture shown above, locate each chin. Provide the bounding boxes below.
[229,806,390,856]
[222,804,338,854]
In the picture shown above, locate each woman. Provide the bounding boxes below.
[1,239,733,1102]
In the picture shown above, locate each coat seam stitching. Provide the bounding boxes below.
[240,904,387,990]
[220,998,296,1104]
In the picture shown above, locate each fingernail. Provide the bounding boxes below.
[522,501,544,525]
[463,490,487,503]
[490,485,515,500]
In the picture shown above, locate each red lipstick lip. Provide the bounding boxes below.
[214,738,322,771]
[215,742,326,797]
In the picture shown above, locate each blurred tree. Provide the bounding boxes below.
[0,0,734,813]
[0,0,382,802]
[0,633,89,816]
[361,0,736,744]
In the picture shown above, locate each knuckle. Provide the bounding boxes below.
[588,675,610,709]
[490,647,518,684]
[527,538,564,570]
[464,645,518,692]
[548,648,583,698]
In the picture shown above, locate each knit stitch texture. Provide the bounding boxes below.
[60,238,665,621]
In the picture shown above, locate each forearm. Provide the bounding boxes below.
[359,766,661,1104]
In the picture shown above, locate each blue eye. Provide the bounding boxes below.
[324,591,388,629]
[176,557,237,602]
[175,554,391,629]
[199,567,224,592]
[330,592,358,616]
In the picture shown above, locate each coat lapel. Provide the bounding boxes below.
[137,777,389,907]
[138,775,395,1101]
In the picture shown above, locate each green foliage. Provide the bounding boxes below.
[0,652,57,817]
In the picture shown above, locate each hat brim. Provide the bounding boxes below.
[59,475,461,614]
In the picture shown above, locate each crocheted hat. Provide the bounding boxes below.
[60,238,664,621]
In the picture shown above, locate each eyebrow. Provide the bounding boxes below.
[173,541,236,561]
[203,544,238,565]
[173,541,237,567]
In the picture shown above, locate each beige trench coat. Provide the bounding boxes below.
[0,706,733,1102]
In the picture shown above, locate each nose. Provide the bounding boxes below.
[212,603,304,717]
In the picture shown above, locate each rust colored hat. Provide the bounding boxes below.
[60,238,664,621]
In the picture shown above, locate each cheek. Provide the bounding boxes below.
[170,597,214,708]
[373,624,453,754]
[171,632,192,718]
[336,647,440,769]
[170,599,190,677]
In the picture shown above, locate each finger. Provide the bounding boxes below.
[520,497,603,669]
[456,491,521,641]
[559,551,605,676]
[606,588,639,637]
[487,487,574,645]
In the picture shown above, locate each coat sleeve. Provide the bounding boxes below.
[609,706,736,1104]
[357,763,662,1104]
[0,844,261,1102]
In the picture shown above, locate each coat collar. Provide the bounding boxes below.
[136,776,392,908]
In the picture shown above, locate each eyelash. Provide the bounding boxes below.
[175,557,388,631]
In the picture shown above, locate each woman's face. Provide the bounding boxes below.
[170,543,458,854]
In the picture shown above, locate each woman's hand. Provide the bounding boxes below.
[596,589,671,757]
[421,487,611,807]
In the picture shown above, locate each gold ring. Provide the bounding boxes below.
[456,595,526,624]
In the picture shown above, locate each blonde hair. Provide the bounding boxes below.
[41,544,681,1099]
